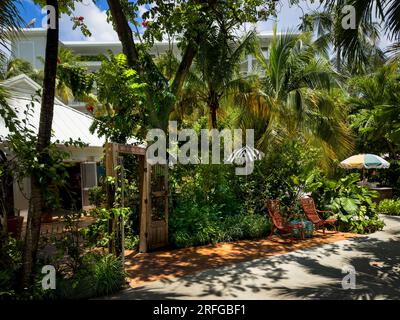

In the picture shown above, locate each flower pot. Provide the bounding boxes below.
[7,216,24,239]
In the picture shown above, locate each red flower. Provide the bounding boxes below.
[73,16,84,23]
[86,104,94,113]
[141,20,149,28]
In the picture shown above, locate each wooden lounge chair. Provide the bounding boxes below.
[300,197,337,234]
[266,200,304,241]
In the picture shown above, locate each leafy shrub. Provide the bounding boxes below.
[56,253,125,299]
[82,207,137,249]
[88,185,106,207]
[306,172,385,234]
[0,235,50,300]
[125,234,139,251]
[0,235,22,298]
[221,214,270,242]
[170,210,270,248]
[378,199,400,216]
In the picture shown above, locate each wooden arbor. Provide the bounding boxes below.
[105,142,168,253]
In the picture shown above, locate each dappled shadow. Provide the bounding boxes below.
[123,231,355,287]
[273,237,400,299]
[109,216,400,299]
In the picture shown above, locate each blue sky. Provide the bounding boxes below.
[17,0,392,47]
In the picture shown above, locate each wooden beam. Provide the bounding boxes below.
[139,156,150,252]
[117,144,146,156]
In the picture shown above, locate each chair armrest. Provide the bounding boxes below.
[317,209,333,213]
[316,210,336,219]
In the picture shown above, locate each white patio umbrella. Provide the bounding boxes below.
[226,145,264,165]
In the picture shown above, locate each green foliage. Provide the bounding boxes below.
[1,58,43,82]
[88,186,106,207]
[171,163,241,217]
[238,26,353,166]
[171,211,270,248]
[378,199,400,216]
[91,53,147,142]
[348,62,400,154]
[0,0,23,64]
[82,207,137,249]
[57,63,94,100]
[55,253,125,299]
[124,235,140,251]
[0,235,22,298]
[169,141,320,247]
[305,172,385,233]
[0,235,50,300]
[237,140,321,212]
[136,0,278,45]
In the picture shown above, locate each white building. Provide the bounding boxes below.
[11,29,273,74]
[0,74,105,217]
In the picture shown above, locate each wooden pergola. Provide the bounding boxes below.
[105,142,168,253]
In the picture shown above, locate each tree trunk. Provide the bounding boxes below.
[107,0,198,125]
[106,0,140,70]
[20,0,59,288]
[208,91,219,129]
[336,45,341,72]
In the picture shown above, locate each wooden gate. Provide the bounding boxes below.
[105,143,168,253]
[147,164,168,250]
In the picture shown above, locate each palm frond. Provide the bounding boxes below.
[0,0,23,64]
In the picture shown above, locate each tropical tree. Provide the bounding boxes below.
[91,53,147,143]
[177,30,257,129]
[105,0,278,131]
[236,27,354,169]
[320,0,400,63]
[21,0,91,288]
[300,7,384,74]
[0,58,44,82]
[0,0,23,120]
[0,0,23,64]
[348,61,400,156]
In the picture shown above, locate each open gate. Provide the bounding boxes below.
[105,142,169,253]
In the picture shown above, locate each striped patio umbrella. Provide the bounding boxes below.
[339,154,390,169]
[226,145,264,165]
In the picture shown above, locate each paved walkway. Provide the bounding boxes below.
[106,215,400,299]
[123,231,357,287]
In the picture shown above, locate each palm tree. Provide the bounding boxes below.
[1,58,44,82]
[347,61,400,156]
[320,0,400,65]
[21,0,60,288]
[300,8,384,74]
[0,0,23,124]
[236,27,353,168]
[176,30,257,129]
[0,0,23,64]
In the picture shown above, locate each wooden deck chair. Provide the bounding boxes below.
[300,197,337,234]
[266,200,304,241]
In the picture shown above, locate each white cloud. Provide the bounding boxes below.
[59,1,118,42]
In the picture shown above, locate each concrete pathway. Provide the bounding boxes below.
[107,215,400,300]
